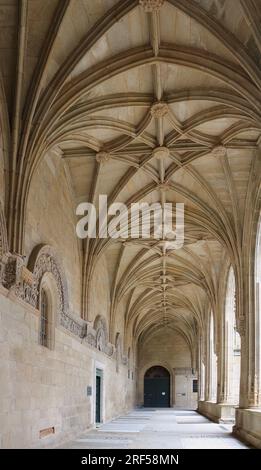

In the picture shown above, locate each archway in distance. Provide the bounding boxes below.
[144,366,170,408]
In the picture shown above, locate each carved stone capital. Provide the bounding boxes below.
[153,146,170,159]
[212,145,227,158]
[139,0,165,12]
[96,151,111,164]
[150,102,168,118]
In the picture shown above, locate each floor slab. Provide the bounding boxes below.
[59,409,250,449]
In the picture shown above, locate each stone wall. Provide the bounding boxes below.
[25,150,82,314]
[0,288,135,449]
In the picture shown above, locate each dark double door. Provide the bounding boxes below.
[96,370,102,423]
[144,366,170,407]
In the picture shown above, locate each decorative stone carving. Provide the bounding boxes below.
[139,0,165,12]
[212,145,227,158]
[27,246,69,317]
[150,102,169,118]
[60,311,87,338]
[85,315,114,357]
[1,253,24,290]
[96,151,111,164]
[152,146,170,159]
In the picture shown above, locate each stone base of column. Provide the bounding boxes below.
[233,408,261,448]
[198,400,236,423]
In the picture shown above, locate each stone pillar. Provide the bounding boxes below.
[198,335,205,402]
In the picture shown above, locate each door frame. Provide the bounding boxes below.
[141,363,173,407]
[94,361,105,425]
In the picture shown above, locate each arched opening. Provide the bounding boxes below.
[256,217,261,401]
[39,273,57,350]
[209,312,217,402]
[144,365,170,408]
[225,267,240,404]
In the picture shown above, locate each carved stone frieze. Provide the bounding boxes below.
[61,311,87,338]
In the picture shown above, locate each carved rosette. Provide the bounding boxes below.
[212,145,227,158]
[153,146,170,160]
[96,151,111,164]
[151,102,168,118]
[139,0,165,12]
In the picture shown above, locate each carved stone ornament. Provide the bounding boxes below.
[150,102,169,118]
[96,151,111,164]
[212,145,227,158]
[60,311,87,339]
[139,0,165,12]
[85,315,114,357]
[1,253,24,290]
[153,146,170,160]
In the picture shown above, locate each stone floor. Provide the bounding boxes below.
[60,409,250,449]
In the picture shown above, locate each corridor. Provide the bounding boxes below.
[61,409,249,450]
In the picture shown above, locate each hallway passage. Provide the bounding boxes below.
[61,409,249,449]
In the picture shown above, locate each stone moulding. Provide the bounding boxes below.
[139,0,165,12]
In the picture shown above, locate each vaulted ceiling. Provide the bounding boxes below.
[1,0,261,347]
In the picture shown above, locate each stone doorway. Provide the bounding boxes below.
[144,366,170,407]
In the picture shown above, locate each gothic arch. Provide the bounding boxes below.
[27,244,69,318]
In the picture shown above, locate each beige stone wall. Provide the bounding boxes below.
[25,150,82,314]
[89,254,111,325]
[0,289,135,449]
[137,329,197,409]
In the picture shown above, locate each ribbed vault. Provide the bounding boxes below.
[1,0,261,353]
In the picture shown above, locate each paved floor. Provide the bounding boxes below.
[60,409,249,449]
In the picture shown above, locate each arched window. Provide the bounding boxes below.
[40,288,49,347]
[39,274,56,349]
[256,217,261,393]
[209,312,217,402]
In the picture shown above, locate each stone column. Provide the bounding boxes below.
[198,334,205,402]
